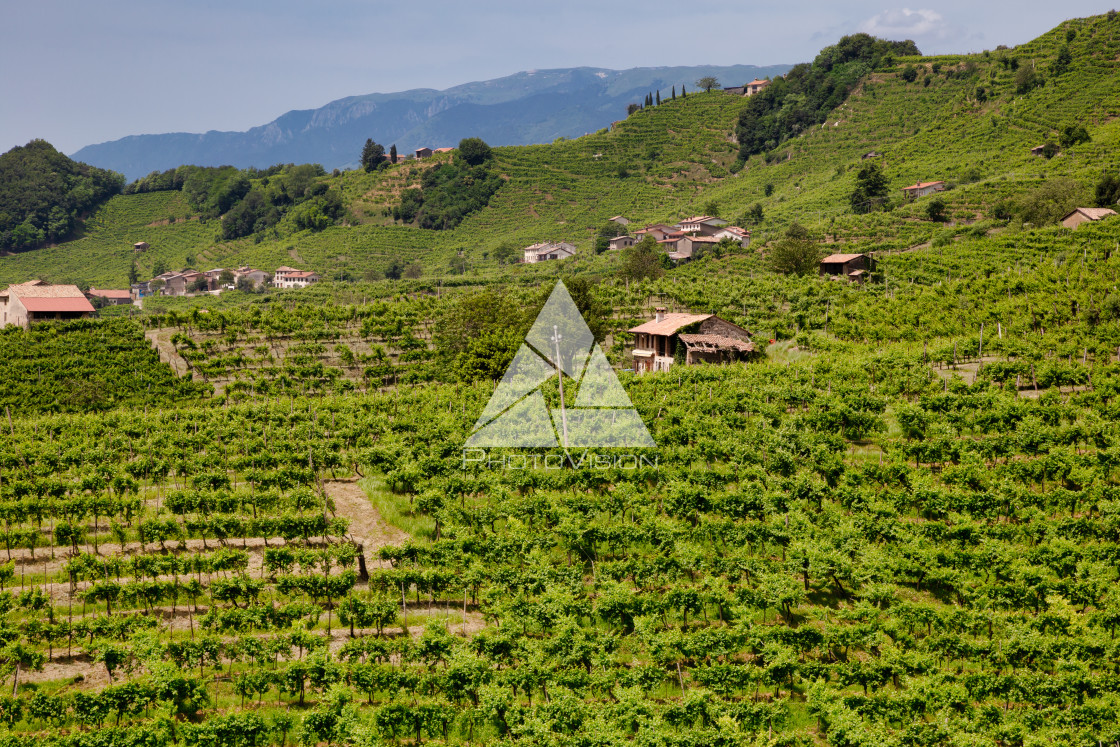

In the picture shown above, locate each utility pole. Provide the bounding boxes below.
[551,325,569,448]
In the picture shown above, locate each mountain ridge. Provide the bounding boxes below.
[71,64,791,180]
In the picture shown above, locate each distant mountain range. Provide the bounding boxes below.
[71,64,791,181]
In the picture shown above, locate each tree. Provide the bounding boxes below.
[768,222,821,276]
[671,85,676,100]
[128,263,139,285]
[1016,177,1086,225]
[458,138,492,166]
[361,139,386,172]
[403,261,422,279]
[618,235,664,282]
[696,76,719,92]
[1039,143,1060,159]
[901,65,918,82]
[740,203,764,225]
[1014,63,1044,94]
[655,90,661,105]
[494,242,519,265]
[385,260,403,280]
[1059,124,1090,148]
[925,197,947,222]
[1095,173,1120,207]
[389,144,398,164]
[627,103,641,116]
[218,269,235,286]
[850,163,889,214]
[701,200,720,218]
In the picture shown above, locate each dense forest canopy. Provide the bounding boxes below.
[0,140,124,252]
[737,33,921,159]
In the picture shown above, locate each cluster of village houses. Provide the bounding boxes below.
[521,214,753,265]
[0,262,321,329]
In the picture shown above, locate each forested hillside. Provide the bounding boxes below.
[0,140,123,253]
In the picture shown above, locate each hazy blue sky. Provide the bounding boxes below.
[2,1,1113,155]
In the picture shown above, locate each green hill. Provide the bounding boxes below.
[2,14,1119,289]
[0,139,124,253]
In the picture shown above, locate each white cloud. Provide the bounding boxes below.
[859,8,954,40]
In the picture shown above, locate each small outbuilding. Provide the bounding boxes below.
[820,253,874,281]
[1061,207,1117,229]
[629,309,756,374]
[901,181,945,199]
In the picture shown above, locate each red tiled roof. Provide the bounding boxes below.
[1065,207,1117,221]
[88,289,131,299]
[821,253,866,263]
[902,181,944,191]
[19,296,96,313]
[434,147,454,153]
[748,79,769,86]
[629,313,712,335]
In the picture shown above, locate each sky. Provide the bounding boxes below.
[1,1,1114,155]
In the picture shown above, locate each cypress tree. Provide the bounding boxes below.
[656,90,661,105]
[682,85,687,98]
[389,144,398,164]
[672,86,676,100]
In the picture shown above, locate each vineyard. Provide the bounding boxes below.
[4,11,1120,747]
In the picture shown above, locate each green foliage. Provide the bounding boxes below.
[925,196,947,222]
[1059,123,1090,147]
[0,140,124,251]
[1015,177,1086,226]
[768,222,822,275]
[1095,173,1120,207]
[457,137,493,166]
[695,76,719,92]
[394,160,502,230]
[737,33,920,158]
[617,235,664,282]
[1014,62,1045,94]
[850,162,889,214]
[361,140,386,172]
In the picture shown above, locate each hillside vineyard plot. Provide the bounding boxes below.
[2,326,1120,746]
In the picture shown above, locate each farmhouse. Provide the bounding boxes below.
[1061,207,1117,229]
[133,241,149,252]
[414,147,433,159]
[0,281,95,328]
[86,288,132,306]
[711,226,752,248]
[274,270,321,289]
[679,215,728,235]
[629,308,755,374]
[234,267,270,288]
[608,235,635,251]
[820,253,874,282]
[634,224,679,242]
[901,181,945,199]
[522,242,577,263]
[723,86,747,95]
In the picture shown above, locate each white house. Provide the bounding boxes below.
[522,242,577,263]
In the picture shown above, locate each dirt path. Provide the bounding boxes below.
[288,246,306,264]
[145,329,191,377]
[325,480,408,555]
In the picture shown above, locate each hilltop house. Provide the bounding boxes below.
[1061,207,1117,229]
[1,281,95,328]
[901,181,945,199]
[723,86,746,95]
[820,253,874,282]
[629,309,755,373]
[415,147,433,159]
[746,79,771,96]
[522,242,577,263]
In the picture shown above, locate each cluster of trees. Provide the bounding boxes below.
[737,34,920,159]
[121,163,346,240]
[0,140,124,251]
[360,140,399,172]
[393,138,501,229]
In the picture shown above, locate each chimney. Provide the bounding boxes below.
[655,307,666,323]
